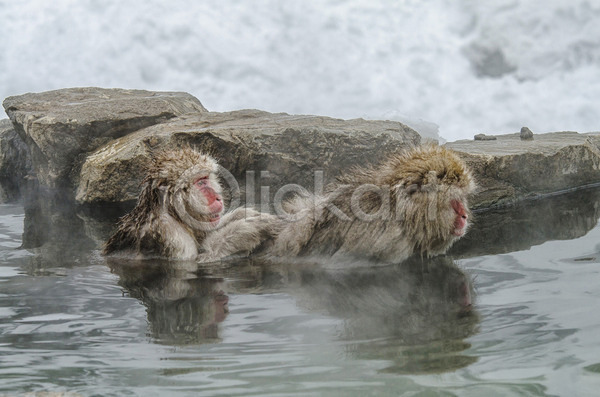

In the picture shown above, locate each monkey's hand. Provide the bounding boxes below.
[197,211,281,263]
[219,207,269,224]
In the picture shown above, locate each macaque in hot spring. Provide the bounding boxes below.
[104,144,474,264]
[103,146,277,260]
[265,145,475,263]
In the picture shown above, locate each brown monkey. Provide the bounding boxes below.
[266,145,475,263]
[103,147,277,261]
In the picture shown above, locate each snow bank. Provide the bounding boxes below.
[1,0,598,141]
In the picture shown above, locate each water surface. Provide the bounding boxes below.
[1,189,600,396]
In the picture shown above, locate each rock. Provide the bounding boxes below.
[446,131,600,208]
[76,110,420,204]
[6,87,600,215]
[2,87,207,191]
[520,126,534,140]
[474,133,497,141]
[0,119,31,202]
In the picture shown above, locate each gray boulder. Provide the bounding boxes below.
[446,131,600,208]
[2,87,207,191]
[76,109,421,204]
[0,119,31,202]
[520,126,534,140]
[5,87,600,215]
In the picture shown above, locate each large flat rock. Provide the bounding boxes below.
[4,87,600,213]
[446,132,600,208]
[2,87,207,190]
[76,109,420,204]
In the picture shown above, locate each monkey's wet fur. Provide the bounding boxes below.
[103,146,278,260]
[104,144,475,263]
[267,144,475,263]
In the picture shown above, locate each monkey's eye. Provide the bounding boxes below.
[195,177,209,186]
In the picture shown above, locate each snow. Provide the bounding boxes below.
[0,0,598,141]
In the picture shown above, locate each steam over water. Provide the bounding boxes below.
[1,0,599,141]
[1,186,600,395]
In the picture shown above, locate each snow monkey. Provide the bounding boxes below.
[103,146,278,260]
[266,145,475,263]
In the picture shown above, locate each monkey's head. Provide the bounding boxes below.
[385,145,476,255]
[145,146,224,232]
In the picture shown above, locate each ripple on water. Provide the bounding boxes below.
[0,199,600,396]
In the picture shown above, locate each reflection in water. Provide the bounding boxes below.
[106,254,479,373]
[107,259,229,345]
[452,186,600,257]
[19,180,128,274]
[13,183,600,381]
[20,185,96,274]
[214,256,479,374]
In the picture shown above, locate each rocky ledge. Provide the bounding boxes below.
[447,131,600,208]
[2,87,600,210]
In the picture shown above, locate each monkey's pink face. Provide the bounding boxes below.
[195,176,224,225]
[451,199,469,237]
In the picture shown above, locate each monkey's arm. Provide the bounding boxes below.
[197,208,281,262]
[219,207,263,223]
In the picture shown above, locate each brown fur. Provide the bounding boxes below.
[266,144,476,263]
[103,147,278,261]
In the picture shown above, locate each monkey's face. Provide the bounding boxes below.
[153,148,225,231]
[193,175,224,225]
[168,165,225,232]
[390,146,475,255]
[403,179,473,255]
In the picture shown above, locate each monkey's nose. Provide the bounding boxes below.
[210,200,224,213]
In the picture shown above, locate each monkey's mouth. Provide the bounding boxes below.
[452,228,465,237]
[451,200,468,237]
[209,213,221,224]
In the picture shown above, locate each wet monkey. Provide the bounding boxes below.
[266,145,475,263]
[103,147,277,261]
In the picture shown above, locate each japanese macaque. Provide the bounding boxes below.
[266,145,475,263]
[103,147,277,261]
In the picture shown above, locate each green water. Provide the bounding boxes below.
[1,188,600,396]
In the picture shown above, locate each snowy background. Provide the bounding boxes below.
[1,0,599,142]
